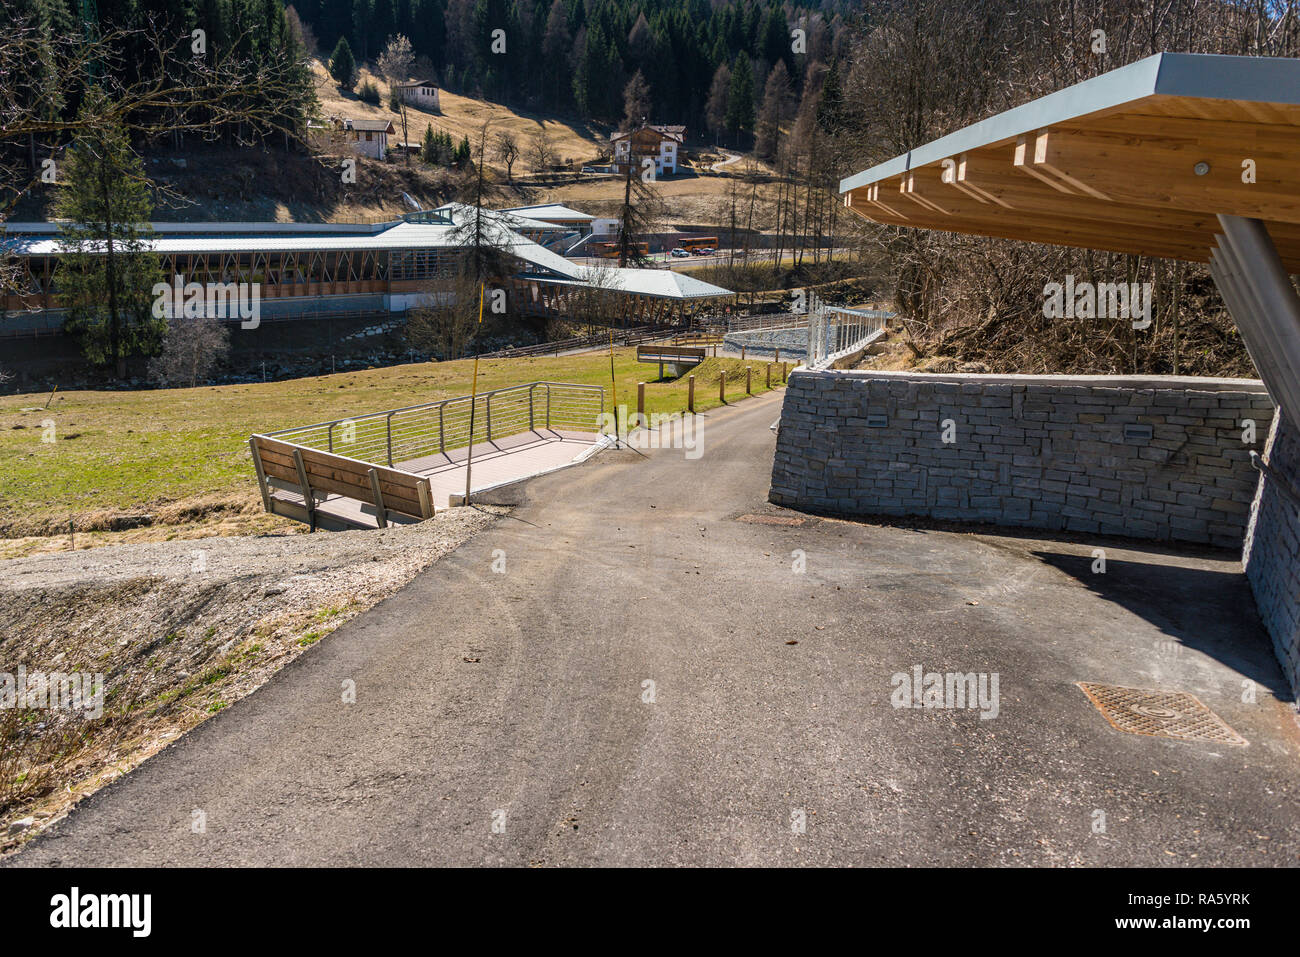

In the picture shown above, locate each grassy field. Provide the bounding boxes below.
[0,350,786,542]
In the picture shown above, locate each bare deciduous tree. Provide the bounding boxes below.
[527,129,556,172]
[148,316,231,388]
[406,269,485,361]
[494,130,520,182]
[378,34,415,166]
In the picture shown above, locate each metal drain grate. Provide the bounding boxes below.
[736,513,806,526]
[1077,683,1247,746]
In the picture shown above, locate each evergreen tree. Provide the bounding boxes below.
[329,34,357,89]
[541,0,572,109]
[421,122,437,163]
[725,51,754,142]
[54,90,165,380]
[816,58,843,134]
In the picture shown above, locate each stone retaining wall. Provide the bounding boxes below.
[770,370,1274,549]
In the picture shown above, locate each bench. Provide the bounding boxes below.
[636,344,708,378]
[249,434,435,531]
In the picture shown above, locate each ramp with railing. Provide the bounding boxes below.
[805,306,891,369]
[250,381,607,530]
[723,306,891,366]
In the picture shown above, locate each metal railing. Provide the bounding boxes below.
[727,312,811,333]
[266,381,606,467]
[805,306,892,370]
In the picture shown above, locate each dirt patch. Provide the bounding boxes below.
[0,506,502,853]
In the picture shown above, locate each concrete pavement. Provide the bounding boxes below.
[9,389,1299,866]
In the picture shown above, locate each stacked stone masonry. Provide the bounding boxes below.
[770,371,1275,550]
[1243,412,1300,696]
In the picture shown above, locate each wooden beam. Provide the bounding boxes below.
[1029,126,1300,223]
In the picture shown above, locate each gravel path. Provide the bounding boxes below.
[0,508,499,591]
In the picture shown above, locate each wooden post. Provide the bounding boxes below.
[765,363,771,389]
[746,366,752,394]
[367,468,389,529]
[741,345,746,360]
[775,348,780,364]
[291,447,316,532]
[637,381,646,417]
[782,361,788,382]
[248,437,272,512]
[688,375,695,413]
[720,370,726,404]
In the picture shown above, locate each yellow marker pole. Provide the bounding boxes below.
[464,284,486,502]
[608,323,619,446]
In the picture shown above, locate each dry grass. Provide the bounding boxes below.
[0,506,502,853]
[310,60,606,165]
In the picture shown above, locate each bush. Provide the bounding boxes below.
[358,80,381,105]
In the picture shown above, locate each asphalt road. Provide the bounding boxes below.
[10,389,1300,866]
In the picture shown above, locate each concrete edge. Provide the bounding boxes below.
[447,434,615,507]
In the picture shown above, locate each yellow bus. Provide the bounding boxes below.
[592,241,650,259]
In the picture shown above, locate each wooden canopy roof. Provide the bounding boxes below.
[839,53,1300,273]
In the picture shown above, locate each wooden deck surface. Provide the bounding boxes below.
[275,429,603,530]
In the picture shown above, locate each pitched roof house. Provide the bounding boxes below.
[611,124,686,176]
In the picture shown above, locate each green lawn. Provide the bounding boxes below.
[0,349,788,535]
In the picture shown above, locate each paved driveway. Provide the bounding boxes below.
[10,390,1299,866]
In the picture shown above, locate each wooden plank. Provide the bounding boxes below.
[416,479,434,519]
[262,459,424,517]
[254,442,426,517]
[367,468,388,528]
[248,437,272,512]
[256,436,427,489]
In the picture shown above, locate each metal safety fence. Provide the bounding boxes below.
[266,381,606,468]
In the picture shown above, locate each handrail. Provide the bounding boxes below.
[265,380,605,437]
[264,380,606,473]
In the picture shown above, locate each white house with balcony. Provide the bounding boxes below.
[611,124,685,176]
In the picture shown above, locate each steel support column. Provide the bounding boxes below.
[1212,215,1300,425]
